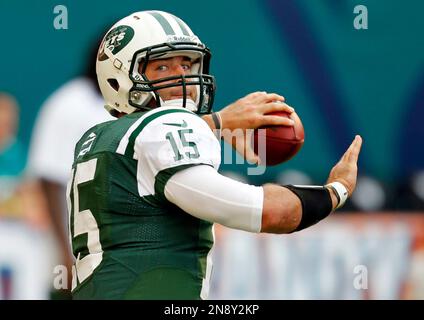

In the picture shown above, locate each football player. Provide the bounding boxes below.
[68,10,362,299]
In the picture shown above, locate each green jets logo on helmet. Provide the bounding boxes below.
[98,25,134,61]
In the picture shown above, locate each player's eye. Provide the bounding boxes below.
[181,64,193,75]
[156,65,169,71]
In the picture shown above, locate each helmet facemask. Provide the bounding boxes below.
[128,42,215,115]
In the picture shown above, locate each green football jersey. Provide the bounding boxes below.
[66,106,221,299]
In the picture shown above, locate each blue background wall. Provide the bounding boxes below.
[1,0,423,184]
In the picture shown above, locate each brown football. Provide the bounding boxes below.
[252,111,305,166]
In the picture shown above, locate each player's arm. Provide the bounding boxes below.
[165,166,334,233]
[259,183,337,233]
[261,135,361,232]
[165,136,362,233]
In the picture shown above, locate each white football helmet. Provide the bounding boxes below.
[96,10,216,117]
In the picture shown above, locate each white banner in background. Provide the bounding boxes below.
[209,213,424,300]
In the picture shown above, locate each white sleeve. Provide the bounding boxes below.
[164,165,264,233]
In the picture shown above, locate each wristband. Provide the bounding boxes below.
[325,182,348,209]
[211,112,222,140]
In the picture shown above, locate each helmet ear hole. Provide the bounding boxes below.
[107,79,120,92]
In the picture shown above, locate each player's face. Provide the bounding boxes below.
[143,56,197,102]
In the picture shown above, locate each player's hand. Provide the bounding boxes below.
[219,91,295,130]
[327,135,363,196]
[218,91,295,164]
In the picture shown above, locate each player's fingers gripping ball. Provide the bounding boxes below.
[252,111,305,166]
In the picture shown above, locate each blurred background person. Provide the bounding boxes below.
[0,93,53,299]
[25,31,114,297]
[0,94,26,182]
